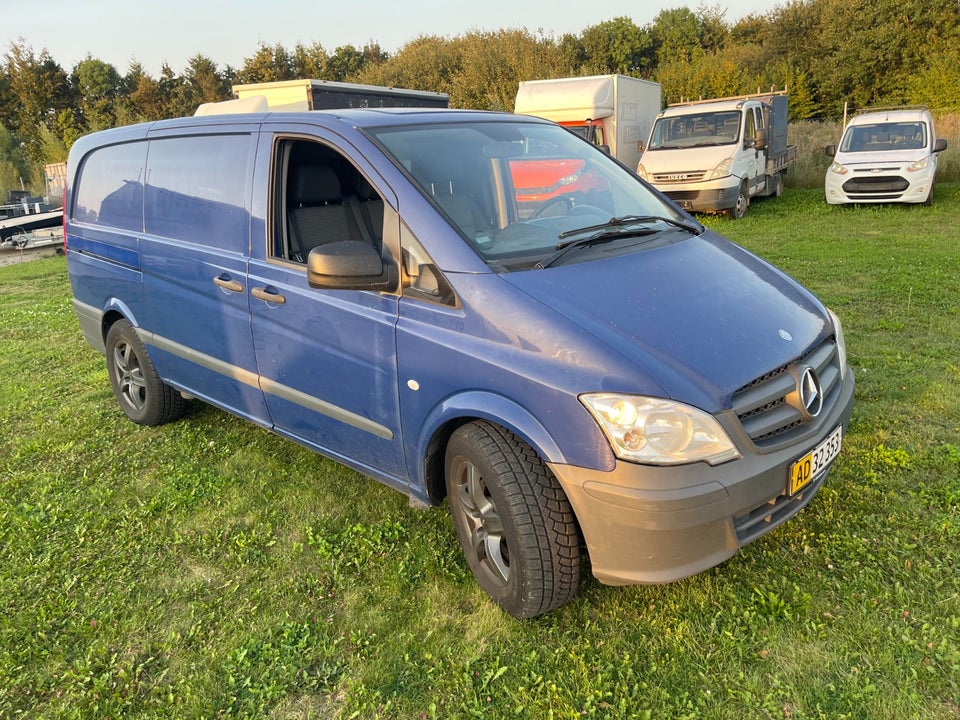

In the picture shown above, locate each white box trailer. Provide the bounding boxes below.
[514,75,662,171]
[232,79,449,112]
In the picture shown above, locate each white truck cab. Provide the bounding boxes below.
[824,107,948,205]
[637,93,795,219]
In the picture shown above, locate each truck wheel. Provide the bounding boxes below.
[725,185,749,219]
[923,180,936,206]
[445,420,581,618]
[105,319,186,426]
[770,172,784,198]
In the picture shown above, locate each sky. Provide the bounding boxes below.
[4,0,780,76]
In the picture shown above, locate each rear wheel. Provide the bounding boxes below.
[105,319,186,426]
[769,172,784,198]
[445,421,581,618]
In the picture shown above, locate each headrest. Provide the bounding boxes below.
[293,165,341,205]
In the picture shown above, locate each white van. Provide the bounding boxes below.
[825,108,948,205]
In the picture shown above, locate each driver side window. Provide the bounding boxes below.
[744,109,757,149]
[273,138,387,264]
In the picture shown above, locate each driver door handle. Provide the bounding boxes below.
[251,286,286,305]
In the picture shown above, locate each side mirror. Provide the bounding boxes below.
[307,241,390,290]
[824,144,837,158]
[754,127,768,151]
[599,144,612,156]
[636,140,645,153]
[934,138,948,153]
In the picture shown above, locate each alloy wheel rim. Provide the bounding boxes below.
[114,342,147,411]
[454,460,510,584]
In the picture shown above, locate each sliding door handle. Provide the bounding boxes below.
[213,275,244,293]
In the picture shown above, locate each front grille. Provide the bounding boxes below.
[847,194,903,201]
[732,338,842,447]
[842,175,909,194]
[653,170,707,183]
[663,190,700,202]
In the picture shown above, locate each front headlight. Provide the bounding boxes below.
[829,162,848,176]
[828,308,848,379]
[906,157,929,172]
[580,394,741,466]
[636,163,649,181]
[709,157,733,180]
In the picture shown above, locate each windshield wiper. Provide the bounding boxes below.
[534,227,659,270]
[558,214,700,240]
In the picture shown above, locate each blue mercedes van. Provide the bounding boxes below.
[64,106,854,618]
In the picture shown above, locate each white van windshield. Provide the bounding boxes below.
[839,122,928,153]
[367,120,695,271]
[647,111,741,150]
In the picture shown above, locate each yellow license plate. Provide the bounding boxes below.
[788,425,843,495]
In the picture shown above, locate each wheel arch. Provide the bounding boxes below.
[100,298,140,346]
[414,391,567,505]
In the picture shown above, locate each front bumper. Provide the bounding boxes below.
[825,165,935,204]
[549,369,855,586]
[652,178,740,213]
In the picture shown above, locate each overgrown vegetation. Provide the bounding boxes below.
[2,188,959,718]
[4,0,960,195]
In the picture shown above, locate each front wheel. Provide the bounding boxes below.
[445,421,581,618]
[105,319,186,426]
[725,184,749,219]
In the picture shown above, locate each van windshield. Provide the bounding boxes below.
[839,122,928,153]
[647,110,741,150]
[366,120,695,271]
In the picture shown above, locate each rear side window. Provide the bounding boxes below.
[144,134,252,252]
[73,142,146,231]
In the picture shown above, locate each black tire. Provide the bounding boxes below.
[445,420,581,618]
[105,319,186,426]
[725,184,749,219]
[769,172,784,198]
[923,180,935,206]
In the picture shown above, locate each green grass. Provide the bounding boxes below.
[2,188,960,719]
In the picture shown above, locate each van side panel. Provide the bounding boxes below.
[67,139,148,349]
[137,132,270,424]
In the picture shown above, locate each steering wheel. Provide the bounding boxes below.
[530,193,575,219]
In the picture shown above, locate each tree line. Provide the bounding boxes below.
[3,0,959,197]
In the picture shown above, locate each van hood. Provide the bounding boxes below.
[833,148,930,167]
[503,230,828,411]
[640,145,734,174]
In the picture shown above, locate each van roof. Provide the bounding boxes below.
[162,107,524,129]
[75,108,535,139]
[67,108,554,161]
[659,98,749,116]
[847,108,932,126]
